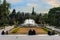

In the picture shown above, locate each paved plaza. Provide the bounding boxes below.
[0,35,60,40]
[0,26,60,40]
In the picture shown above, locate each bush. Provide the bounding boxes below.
[42,27,48,32]
[12,27,19,33]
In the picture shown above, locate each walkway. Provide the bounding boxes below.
[0,35,59,40]
[0,26,14,34]
[46,25,60,32]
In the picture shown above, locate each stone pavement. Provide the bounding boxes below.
[0,25,60,40]
[0,35,60,40]
[0,26,14,35]
[46,26,60,32]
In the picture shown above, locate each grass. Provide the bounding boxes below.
[42,27,54,32]
[42,27,48,32]
[9,27,19,34]
[42,27,59,34]
[9,27,47,34]
[9,26,60,34]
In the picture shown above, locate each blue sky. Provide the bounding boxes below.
[2,0,60,13]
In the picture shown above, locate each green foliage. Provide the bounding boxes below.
[43,14,48,24]
[48,7,60,26]
[42,27,48,32]
[42,27,53,33]
[1,0,60,28]
[11,27,19,33]
[0,0,10,26]
[0,0,45,26]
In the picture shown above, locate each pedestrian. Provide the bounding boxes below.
[1,30,5,35]
[52,30,55,35]
[6,31,8,35]
[48,31,52,35]
[28,29,33,35]
[32,30,36,35]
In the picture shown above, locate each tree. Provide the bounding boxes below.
[9,9,16,25]
[35,14,41,24]
[25,13,30,19]
[48,7,60,27]
[0,0,10,26]
[2,0,10,15]
[16,11,25,24]
[43,14,48,24]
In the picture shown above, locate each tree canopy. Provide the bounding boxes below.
[48,7,60,27]
[0,0,60,28]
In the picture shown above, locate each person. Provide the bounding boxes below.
[1,30,5,35]
[28,29,36,35]
[32,30,36,35]
[52,30,55,35]
[28,29,33,35]
[6,31,8,35]
[48,31,52,35]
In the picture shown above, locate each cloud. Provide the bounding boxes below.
[27,3,38,7]
[45,0,60,7]
[30,0,39,2]
[21,7,32,13]
[9,0,60,13]
[21,3,40,13]
[7,0,22,3]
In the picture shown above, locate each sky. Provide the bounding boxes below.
[1,0,60,13]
